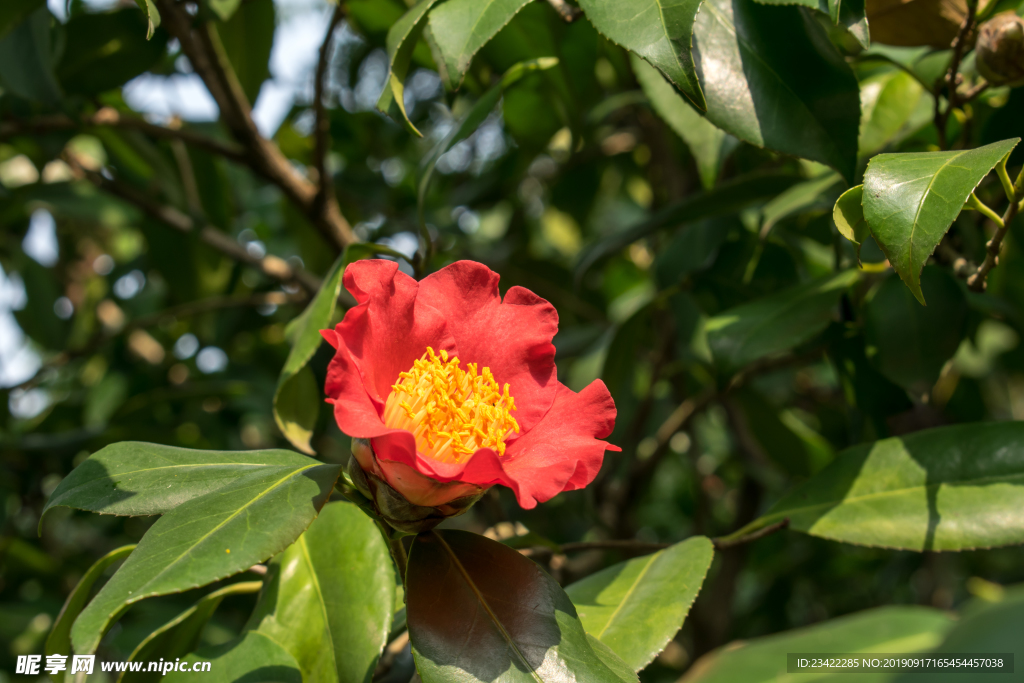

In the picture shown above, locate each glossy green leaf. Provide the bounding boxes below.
[69,458,341,654]
[732,421,1024,551]
[864,267,968,396]
[587,636,640,683]
[377,0,443,135]
[692,0,861,182]
[132,0,160,39]
[833,185,869,260]
[0,6,62,105]
[43,442,321,520]
[565,536,714,671]
[580,0,706,111]
[631,54,731,189]
[862,138,1019,304]
[705,270,860,372]
[0,0,44,41]
[120,581,263,683]
[163,630,302,682]
[426,0,533,89]
[46,545,135,683]
[247,502,394,683]
[219,0,275,105]
[760,171,843,236]
[575,172,799,282]
[408,530,629,682]
[859,70,928,158]
[753,0,869,48]
[683,606,953,683]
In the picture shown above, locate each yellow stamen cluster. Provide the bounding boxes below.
[383,347,519,464]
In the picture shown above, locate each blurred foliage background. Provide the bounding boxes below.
[2,0,1024,680]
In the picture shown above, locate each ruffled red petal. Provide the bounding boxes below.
[417,261,559,433]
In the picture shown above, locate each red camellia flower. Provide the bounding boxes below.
[322,259,618,523]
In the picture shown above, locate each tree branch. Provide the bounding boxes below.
[152,0,355,251]
[314,4,344,214]
[935,0,980,149]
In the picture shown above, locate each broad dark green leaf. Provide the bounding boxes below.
[219,0,275,105]
[834,184,868,260]
[69,459,341,654]
[733,387,832,476]
[43,442,321,520]
[631,54,731,189]
[56,8,167,96]
[864,267,968,396]
[730,422,1024,551]
[683,606,953,683]
[753,0,869,48]
[46,546,135,683]
[426,0,533,89]
[120,581,263,683]
[247,502,394,683]
[862,138,1019,304]
[0,6,62,105]
[408,530,629,682]
[692,0,861,181]
[163,630,302,682]
[0,0,44,41]
[377,0,443,135]
[132,0,160,40]
[575,172,799,282]
[580,0,706,111]
[587,636,640,683]
[705,270,860,372]
[760,171,843,236]
[565,536,714,671]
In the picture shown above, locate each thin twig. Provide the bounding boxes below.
[935,0,980,149]
[713,518,789,550]
[545,0,583,21]
[313,4,344,214]
[967,169,1024,291]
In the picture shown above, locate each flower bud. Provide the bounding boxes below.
[977,12,1024,86]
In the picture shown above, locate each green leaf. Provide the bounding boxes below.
[247,501,394,683]
[0,0,44,41]
[684,606,953,683]
[864,267,968,396]
[858,70,928,158]
[833,185,869,260]
[586,636,640,683]
[862,138,1019,304]
[0,6,62,105]
[120,581,263,683]
[705,270,860,372]
[207,0,243,22]
[564,536,714,671]
[760,171,843,236]
[733,387,833,476]
[753,0,869,47]
[218,0,275,105]
[163,630,302,682]
[426,0,533,90]
[56,8,168,96]
[407,530,630,682]
[575,172,799,282]
[377,0,443,135]
[579,0,706,111]
[132,0,161,40]
[733,421,1024,551]
[43,442,322,520]
[68,455,340,654]
[692,0,861,182]
[631,54,731,189]
[45,545,135,683]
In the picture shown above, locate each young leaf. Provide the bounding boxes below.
[705,270,860,372]
[69,459,341,654]
[42,442,320,521]
[46,545,135,683]
[564,536,714,671]
[684,606,953,682]
[631,54,732,189]
[163,630,302,682]
[730,421,1024,551]
[407,530,630,682]
[858,70,928,157]
[692,0,861,182]
[120,581,263,683]
[426,0,534,90]
[760,171,843,236]
[833,184,869,260]
[862,138,1019,304]
[132,0,160,40]
[377,0,443,135]
[246,502,394,683]
[578,0,706,111]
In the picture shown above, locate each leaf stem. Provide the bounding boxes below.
[997,154,1015,203]
[968,192,1005,228]
[968,164,1024,291]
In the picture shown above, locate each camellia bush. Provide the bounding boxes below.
[3,0,1024,680]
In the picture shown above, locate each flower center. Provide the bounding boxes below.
[383,347,519,464]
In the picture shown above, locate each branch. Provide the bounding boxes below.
[313,5,345,214]
[152,0,355,251]
[967,169,1024,291]
[712,518,790,551]
[935,0,980,149]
